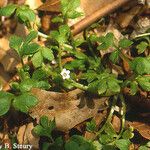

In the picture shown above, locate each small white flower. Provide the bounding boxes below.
[51,60,57,65]
[61,68,70,80]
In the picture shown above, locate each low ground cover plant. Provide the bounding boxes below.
[0,0,150,149]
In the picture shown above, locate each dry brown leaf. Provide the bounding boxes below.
[131,16,150,38]
[0,37,10,51]
[38,0,60,12]
[0,0,7,7]
[128,121,150,140]
[17,123,39,149]
[0,48,20,72]
[0,133,12,150]
[112,115,121,133]
[80,0,113,16]
[0,35,20,72]
[30,88,108,131]
[117,5,142,28]
[0,64,11,89]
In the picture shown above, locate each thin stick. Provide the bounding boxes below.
[71,0,130,35]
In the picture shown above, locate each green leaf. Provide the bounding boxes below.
[102,145,116,150]
[40,116,49,128]
[16,5,35,22]
[59,25,70,37]
[61,0,82,19]
[130,81,138,95]
[0,4,17,16]
[65,141,80,150]
[99,134,113,145]
[52,16,64,23]
[74,38,85,47]
[19,79,35,92]
[98,80,107,95]
[88,57,101,70]
[108,80,120,93]
[50,137,64,150]
[104,123,117,137]
[82,70,97,83]
[122,129,134,140]
[33,116,56,138]
[139,146,148,150]
[21,43,40,55]
[109,50,119,63]
[137,76,150,91]
[13,93,38,113]
[115,139,131,150]
[18,68,30,81]
[119,38,133,49]
[65,135,95,150]
[32,68,49,80]
[86,119,97,132]
[65,59,85,71]
[35,81,51,90]
[32,51,43,68]
[0,91,14,116]
[67,11,82,19]
[41,47,54,61]
[92,141,103,150]
[9,35,23,54]
[130,57,150,75]
[136,41,148,54]
[19,78,51,92]
[42,142,50,150]
[50,30,59,41]
[88,80,99,94]
[98,33,114,50]
[25,31,38,44]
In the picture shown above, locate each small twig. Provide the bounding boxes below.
[71,0,130,35]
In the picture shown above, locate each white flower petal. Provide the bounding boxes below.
[60,68,71,80]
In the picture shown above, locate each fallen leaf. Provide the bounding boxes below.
[38,0,60,12]
[0,64,11,89]
[112,115,121,133]
[17,123,39,149]
[0,48,20,72]
[117,5,142,28]
[30,88,108,131]
[0,0,7,7]
[128,121,150,140]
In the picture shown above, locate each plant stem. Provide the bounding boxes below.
[38,31,50,39]
[96,95,118,135]
[68,79,88,90]
[58,45,63,71]
[135,32,150,38]
[116,94,126,139]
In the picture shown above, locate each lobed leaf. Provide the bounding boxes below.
[13,93,38,113]
[0,4,17,16]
